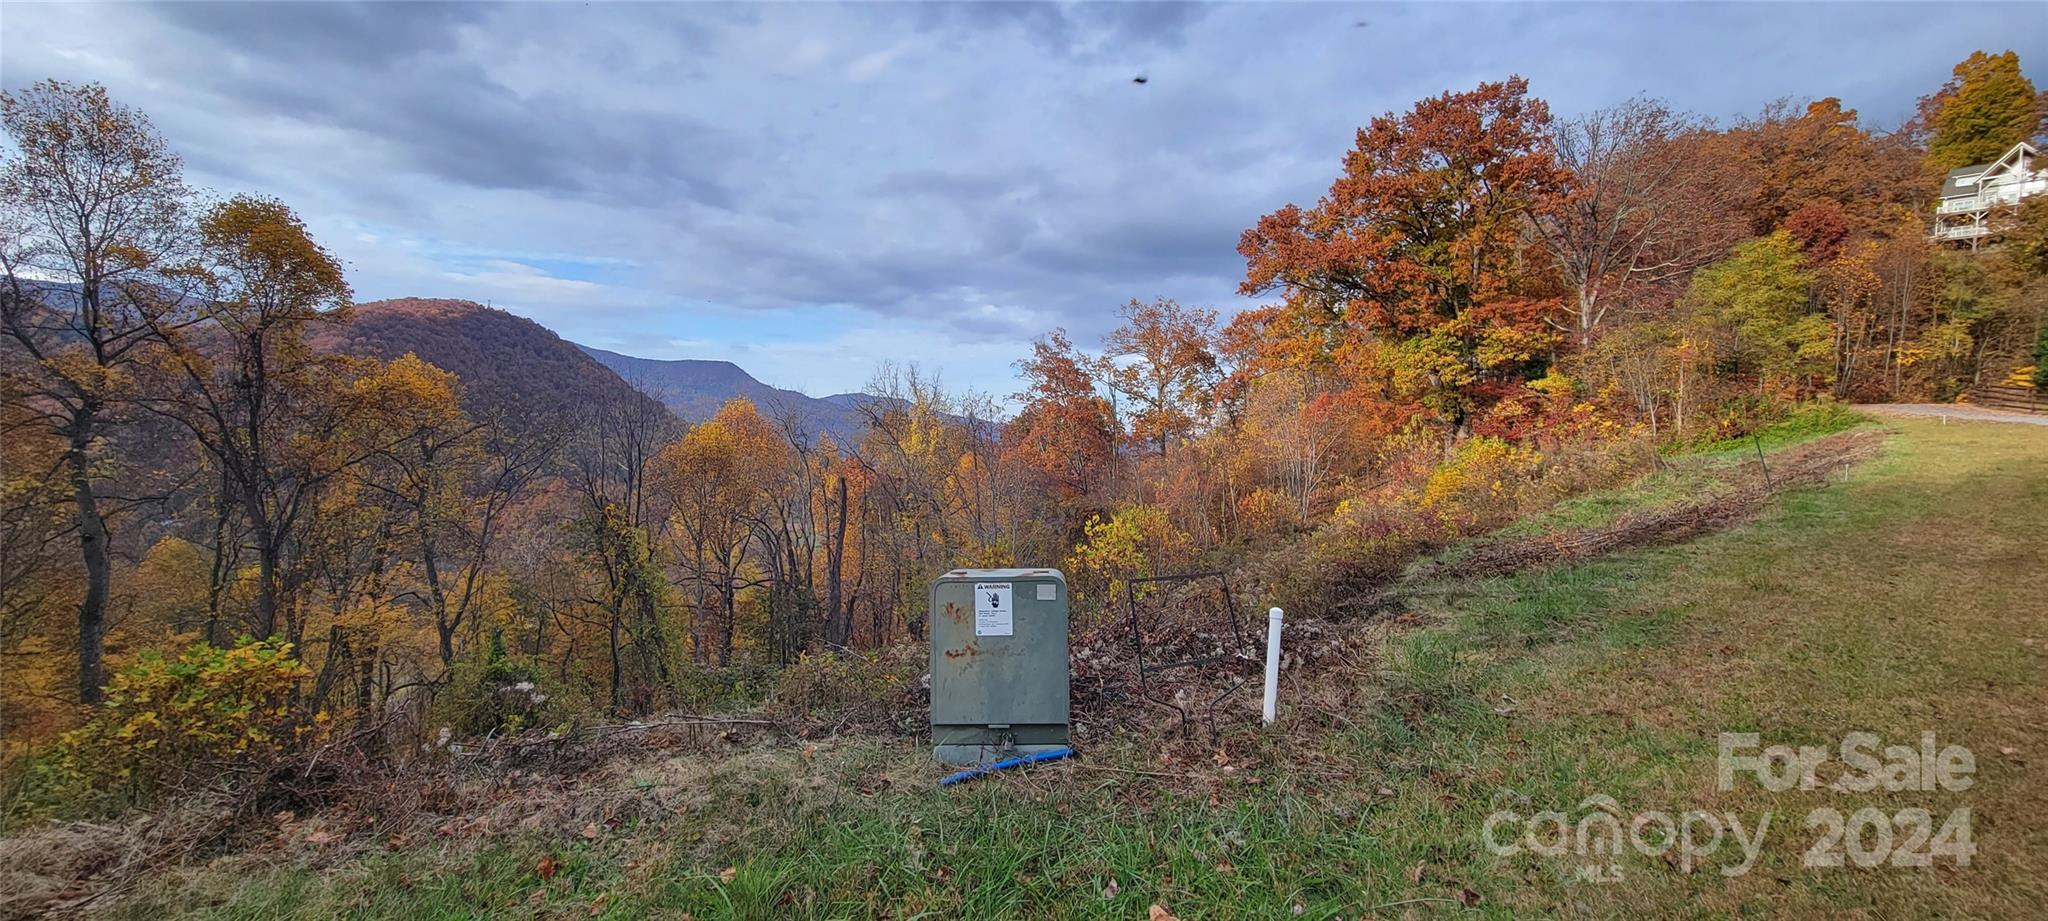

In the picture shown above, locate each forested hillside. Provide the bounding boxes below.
[3,47,2047,854]
[310,298,670,432]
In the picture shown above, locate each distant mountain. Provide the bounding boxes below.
[309,298,669,432]
[305,297,885,444]
[575,344,874,443]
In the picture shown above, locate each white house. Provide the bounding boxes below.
[1933,141,2045,246]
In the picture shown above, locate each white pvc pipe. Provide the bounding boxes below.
[1262,607,1284,725]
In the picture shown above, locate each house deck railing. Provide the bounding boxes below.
[1931,222,1991,242]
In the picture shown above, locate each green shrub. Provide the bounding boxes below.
[1670,400,1866,454]
[1254,498,1427,621]
[1062,503,1195,612]
[430,631,571,737]
[768,649,916,719]
[672,662,777,712]
[20,637,311,818]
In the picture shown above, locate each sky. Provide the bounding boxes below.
[3,2,2045,401]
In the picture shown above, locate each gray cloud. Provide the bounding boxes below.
[3,1,2045,398]
[135,3,742,209]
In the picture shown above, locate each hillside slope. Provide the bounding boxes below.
[309,299,669,431]
[16,419,2048,918]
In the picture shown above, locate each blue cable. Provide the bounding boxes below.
[937,746,1075,786]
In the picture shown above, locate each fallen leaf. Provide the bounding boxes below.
[1406,863,1425,883]
[718,866,737,883]
[538,854,560,882]
[581,823,600,840]
[1149,905,1180,921]
[587,893,608,917]
[304,830,340,845]
[1101,878,1121,900]
[1457,887,1481,907]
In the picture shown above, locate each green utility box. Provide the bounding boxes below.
[929,568,1070,765]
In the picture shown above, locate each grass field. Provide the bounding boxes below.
[103,416,2048,920]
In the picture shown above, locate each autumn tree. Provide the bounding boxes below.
[2006,195,2048,280]
[0,80,194,703]
[1102,298,1219,454]
[357,354,553,668]
[143,197,358,641]
[1530,97,1744,343]
[0,382,78,738]
[1005,328,1117,501]
[1913,252,2015,395]
[1239,77,1568,437]
[813,445,865,649]
[564,378,672,708]
[843,364,998,640]
[647,397,784,666]
[1236,371,1360,520]
[739,402,825,662]
[1685,232,1833,395]
[1720,98,1921,237]
[1922,51,2041,171]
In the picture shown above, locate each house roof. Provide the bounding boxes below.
[1941,141,2040,198]
[1943,163,1992,198]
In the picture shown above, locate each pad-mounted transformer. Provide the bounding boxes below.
[928,568,1070,765]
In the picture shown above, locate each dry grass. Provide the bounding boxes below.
[1400,416,2048,918]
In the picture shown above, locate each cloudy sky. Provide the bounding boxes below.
[4,2,2045,400]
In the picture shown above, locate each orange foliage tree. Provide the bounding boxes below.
[1238,77,1570,439]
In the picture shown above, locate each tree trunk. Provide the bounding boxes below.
[422,535,454,666]
[607,602,624,713]
[66,422,110,706]
[719,582,736,667]
[354,643,378,730]
[205,472,235,647]
[824,475,849,648]
[252,526,281,640]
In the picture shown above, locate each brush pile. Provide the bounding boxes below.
[1413,430,1885,582]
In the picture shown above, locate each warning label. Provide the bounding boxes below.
[974,582,1013,636]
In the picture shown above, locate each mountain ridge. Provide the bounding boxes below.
[574,343,872,441]
[307,297,877,442]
